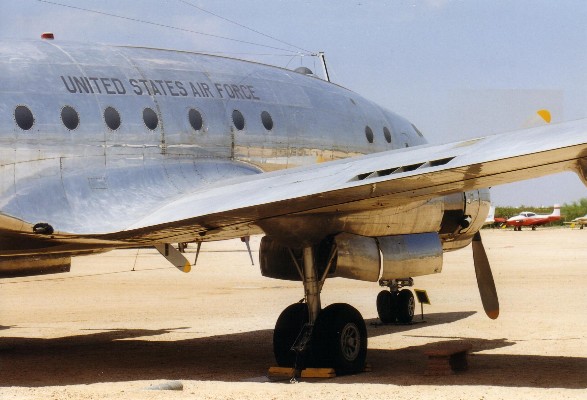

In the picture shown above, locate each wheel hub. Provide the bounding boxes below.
[340,323,360,361]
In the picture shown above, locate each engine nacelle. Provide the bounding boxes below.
[0,254,70,278]
[260,232,443,282]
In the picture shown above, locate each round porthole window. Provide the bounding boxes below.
[232,109,245,131]
[188,108,203,131]
[143,107,158,130]
[365,126,374,143]
[61,106,79,130]
[383,127,392,143]
[261,111,273,131]
[104,106,121,131]
[15,105,34,130]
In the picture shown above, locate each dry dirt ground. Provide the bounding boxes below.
[1,229,586,399]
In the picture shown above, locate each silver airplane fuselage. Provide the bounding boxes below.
[0,39,489,266]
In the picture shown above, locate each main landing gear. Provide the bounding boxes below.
[376,278,415,324]
[272,246,367,375]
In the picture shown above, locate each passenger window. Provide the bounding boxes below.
[232,109,245,130]
[365,126,374,143]
[143,108,158,130]
[104,107,121,131]
[383,127,392,143]
[15,105,34,130]
[188,108,204,131]
[261,111,273,131]
[61,106,79,130]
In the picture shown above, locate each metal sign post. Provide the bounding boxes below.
[414,289,430,321]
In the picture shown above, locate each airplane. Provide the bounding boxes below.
[1,36,586,376]
[483,205,496,225]
[565,214,587,229]
[505,205,562,231]
[483,205,507,228]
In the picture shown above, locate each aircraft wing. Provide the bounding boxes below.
[103,118,587,243]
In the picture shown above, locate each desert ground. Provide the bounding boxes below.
[1,229,586,399]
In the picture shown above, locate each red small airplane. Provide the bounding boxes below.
[505,205,561,230]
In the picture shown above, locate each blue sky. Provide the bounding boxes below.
[2,0,586,206]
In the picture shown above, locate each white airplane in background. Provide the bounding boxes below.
[484,205,496,225]
[1,36,586,375]
[506,205,562,231]
[566,214,587,229]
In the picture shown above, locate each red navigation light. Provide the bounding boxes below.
[41,32,55,40]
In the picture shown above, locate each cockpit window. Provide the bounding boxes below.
[15,105,34,131]
[411,123,424,138]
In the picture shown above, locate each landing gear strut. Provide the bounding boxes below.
[272,245,367,375]
[376,278,415,324]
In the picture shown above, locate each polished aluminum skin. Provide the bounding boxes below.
[1,39,586,278]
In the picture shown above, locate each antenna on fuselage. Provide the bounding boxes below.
[318,52,330,82]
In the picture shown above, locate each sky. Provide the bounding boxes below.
[1,0,586,207]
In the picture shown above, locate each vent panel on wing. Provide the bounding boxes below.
[351,156,455,182]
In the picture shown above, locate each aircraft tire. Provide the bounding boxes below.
[396,289,415,323]
[312,303,367,375]
[273,303,309,367]
[376,290,398,323]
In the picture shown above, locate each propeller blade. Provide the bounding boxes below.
[472,232,499,319]
[154,244,192,273]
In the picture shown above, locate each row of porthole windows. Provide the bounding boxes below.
[13,104,394,144]
[12,104,275,133]
[365,125,393,144]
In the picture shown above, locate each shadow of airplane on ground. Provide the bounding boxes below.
[0,311,585,389]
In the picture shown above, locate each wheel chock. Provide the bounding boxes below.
[268,366,336,379]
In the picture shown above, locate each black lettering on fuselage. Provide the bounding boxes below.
[154,80,167,96]
[59,75,257,99]
[223,84,236,99]
[83,77,94,93]
[215,83,224,98]
[73,76,91,93]
[100,78,116,95]
[111,78,126,94]
[200,83,213,98]
[88,77,102,94]
[129,79,142,95]
[150,80,162,96]
[190,82,202,97]
[165,80,178,96]
[138,79,151,95]
[176,81,188,96]
[61,76,76,93]
[247,85,260,100]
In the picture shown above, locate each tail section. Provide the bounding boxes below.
[551,204,561,217]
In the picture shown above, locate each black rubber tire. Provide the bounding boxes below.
[376,290,398,323]
[396,289,415,323]
[273,303,309,367]
[312,303,367,375]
